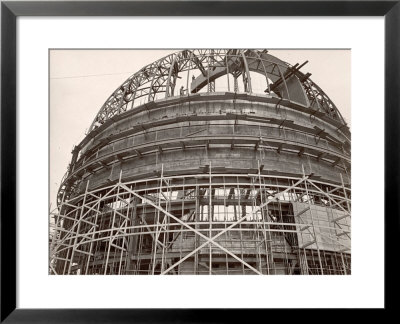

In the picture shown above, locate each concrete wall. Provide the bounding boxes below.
[67,94,351,196]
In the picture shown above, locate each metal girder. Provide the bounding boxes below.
[88,49,346,131]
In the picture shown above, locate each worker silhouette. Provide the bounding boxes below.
[180,86,185,96]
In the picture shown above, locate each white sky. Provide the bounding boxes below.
[50,49,351,209]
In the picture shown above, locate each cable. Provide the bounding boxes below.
[50,71,134,80]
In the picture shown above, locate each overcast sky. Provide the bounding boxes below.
[50,49,350,209]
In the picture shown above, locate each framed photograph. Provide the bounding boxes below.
[1,0,398,322]
[49,48,352,277]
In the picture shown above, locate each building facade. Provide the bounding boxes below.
[50,50,351,275]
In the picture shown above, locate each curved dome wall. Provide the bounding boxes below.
[50,50,351,275]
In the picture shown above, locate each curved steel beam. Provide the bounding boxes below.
[89,50,344,131]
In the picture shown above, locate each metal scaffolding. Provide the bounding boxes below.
[50,49,351,275]
[50,164,351,275]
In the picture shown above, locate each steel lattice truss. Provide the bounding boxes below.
[90,49,346,131]
[50,170,351,275]
[50,49,351,275]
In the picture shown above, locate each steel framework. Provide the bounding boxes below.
[50,49,351,275]
[89,49,347,130]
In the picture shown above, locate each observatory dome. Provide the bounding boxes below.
[51,50,351,275]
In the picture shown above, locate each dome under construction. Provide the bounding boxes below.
[50,49,351,275]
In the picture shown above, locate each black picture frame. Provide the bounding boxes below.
[1,0,399,322]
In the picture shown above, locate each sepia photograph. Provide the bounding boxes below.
[49,49,351,275]
[1,0,393,318]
